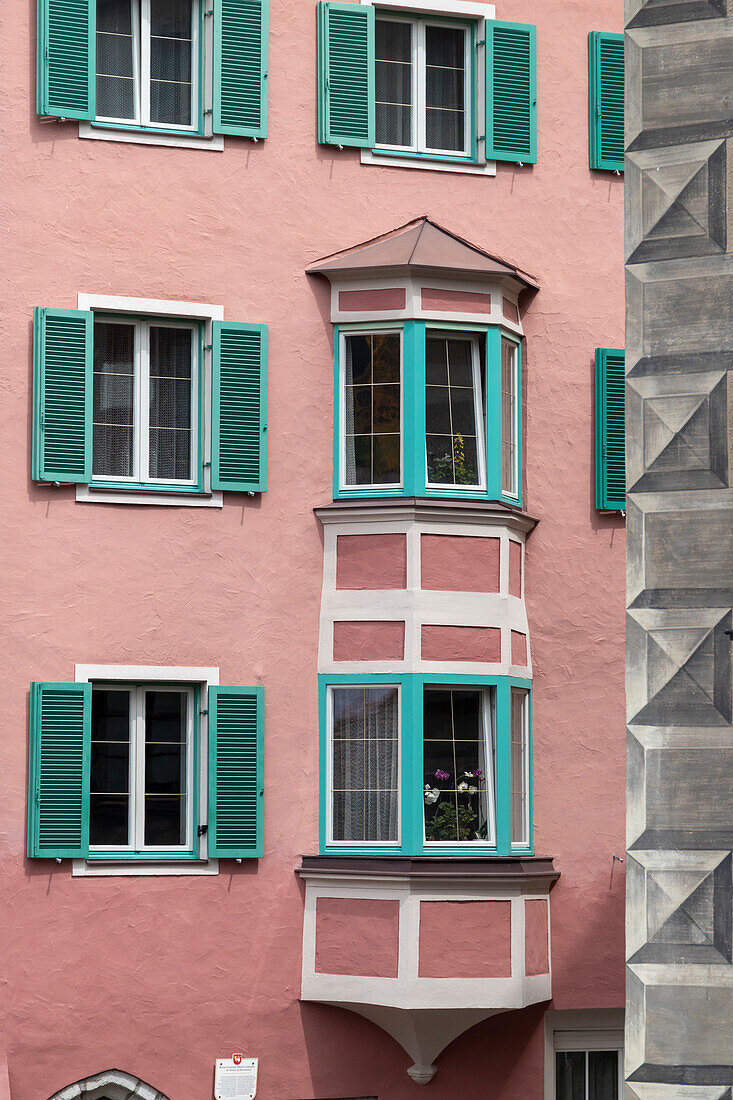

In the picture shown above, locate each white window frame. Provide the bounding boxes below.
[501,335,520,500]
[510,686,530,849]
[77,295,224,508]
[326,683,403,848]
[545,1009,625,1100]
[92,315,199,488]
[422,684,497,848]
[90,682,195,854]
[95,0,200,132]
[424,330,487,492]
[374,12,471,159]
[339,327,405,494]
[74,664,220,876]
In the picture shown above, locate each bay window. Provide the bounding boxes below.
[511,687,530,848]
[335,322,520,504]
[321,675,530,856]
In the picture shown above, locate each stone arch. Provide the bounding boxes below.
[47,1069,170,1100]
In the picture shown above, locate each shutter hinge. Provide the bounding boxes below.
[204,343,213,350]
[197,824,208,837]
[477,134,485,143]
[203,461,211,468]
[200,708,209,715]
[204,108,213,116]
[204,8,213,15]
[476,38,485,46]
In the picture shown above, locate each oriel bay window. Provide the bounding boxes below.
[320,675,531,856]
[32,302,267,502]
[335,323,520,504]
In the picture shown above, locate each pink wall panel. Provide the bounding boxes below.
[421,625,501,662]
[421,287,492,314]
[511,631,528,666]
[502,297,520,323]
[339,288,406,311]
[315,898,400,978]
[333,620,405,661]
[508,540,523,597]
[336,533,407,590]
[421,535,500,592]
[418,901,512,978]
[525,900,549,976]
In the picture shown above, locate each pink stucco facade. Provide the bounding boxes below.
[0,0,624,1096]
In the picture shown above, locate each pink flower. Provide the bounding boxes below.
[435,769,450,781]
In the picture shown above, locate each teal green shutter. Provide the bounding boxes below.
[37,0,95,119]
[595,348,626,510]
[589,32,624,171]
[28,682,91,859]
[208,686,264,858]
[317,1,375,148]
[213,0,268,138]
[486,21,537,164]
[32,307,93,483]
[211,321,267,492]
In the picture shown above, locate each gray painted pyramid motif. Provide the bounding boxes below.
[634,616,733,726]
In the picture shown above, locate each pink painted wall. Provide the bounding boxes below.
[336,534,407,590]
[0,0,625,1094]
[339,288,406,311]
[315,898,399,978]
[420,287,492,313]
[511,630,528,666]
[421,535,501,591]
[421,625,502,662]
[525,900,550,976]
[509,540,523,597]
[333,620,405,661]
[418,901,512,979]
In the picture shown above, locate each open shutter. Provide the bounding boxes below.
[208,686,264,858]
[32,307,93,483]
[486,21,537,164]
[317,1,375,148]
[213,0,268,138]
[211,321,267,492]
[28,682,91,859]
[589,32,624,171]
[595,348,626,510]
[37,0,95,119]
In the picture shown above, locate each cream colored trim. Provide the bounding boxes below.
[329,274,523,331]
[76,486,223,508]
[544,1009,625,1100]
[361,0,495,22]
[73,664,219,878]
[78,123,223,151]
[361,149,496,176]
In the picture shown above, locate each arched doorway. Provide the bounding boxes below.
[47,1069,170,1100]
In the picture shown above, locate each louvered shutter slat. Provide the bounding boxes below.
[208,687,264,858]
[213,0,268,138]
[317,1,375,148]
[28,682,91,858]
[486,21,537,164]
[595,348,626,511]
[37,0,95,119]
[32,307,93,483]
[211,321,267,492]
[589,32,624,172]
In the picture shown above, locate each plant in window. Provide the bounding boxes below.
[427,432,477,486]
[424,769,487,842]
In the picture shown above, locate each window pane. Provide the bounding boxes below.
[589,1051,619,1100]
[425,25,465,152]
[425,337,480,486]
[149,0,193,125]
[502,339,518,495]
[511,689,529,846]
[93,322,135,478]
[556,1052,585,1100]
[331,687,399,843]
[376,19,412,147]
[148,326,193,481]
[96,0,135,120]
[144,691,187,846]
[90,690,130,846]
[423,689,491,843]
[344,334,401,486]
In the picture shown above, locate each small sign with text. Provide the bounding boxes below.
[214,1056,258,1100]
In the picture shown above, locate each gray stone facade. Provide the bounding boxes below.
[625,2,733,1094]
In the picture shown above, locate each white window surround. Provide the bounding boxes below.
[544,1009,624,1100]
[424,332,487,493]
[79,0,223,151]
[361,0,496,175]
[73,663,220,877]
[339,326,405,493]
[76,294,223,508]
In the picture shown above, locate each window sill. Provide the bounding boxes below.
[79,120,224,152]
[362,148,496,176]
[72,857,219,877]
[77,484,223,508]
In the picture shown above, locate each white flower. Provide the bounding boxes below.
[424,787,440,805]
[468,786,477,795]
[457,781,469,792]
[464,771,473,778]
